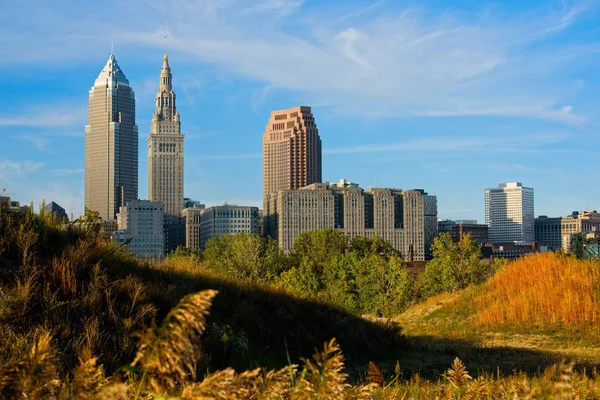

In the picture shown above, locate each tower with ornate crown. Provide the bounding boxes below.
[147,53,185,253]
[85,54,138,221]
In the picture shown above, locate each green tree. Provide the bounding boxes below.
[203,233,286,281]
[291,229,348,266]
[353,254,413,317]
[348,236,400,259]
[418,232,484,298]
[570,232,587,259]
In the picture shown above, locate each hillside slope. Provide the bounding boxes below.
[0,208,403,379]
[393,253,600,377]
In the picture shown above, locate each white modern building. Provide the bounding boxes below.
[113,200,165,260]
[485,182,534,244]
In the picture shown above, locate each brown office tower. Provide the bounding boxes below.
[85,54,138,221]
[147,54,185,253]
[263,106,322,237]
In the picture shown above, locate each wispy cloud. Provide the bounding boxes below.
[324,131,572,156]
[13,135,52,152]
[1,0,597,125]
[0,160,45,179]
[0,106,86,127]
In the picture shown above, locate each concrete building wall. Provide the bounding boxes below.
[199,205,259,250]
[182,206,203,250]
[85,55,138,221]
[266,183,437,260]
[561,211,600,251]
[113,200,165,260]
[535,216,562,250]
[276,183,335,253]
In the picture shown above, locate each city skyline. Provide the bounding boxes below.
[1,0,599,222]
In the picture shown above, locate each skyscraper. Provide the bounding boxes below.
[85,54,138,220]
[147,53,185,253]
[485,182,534,244]
[263,106,321,199]
[263,106,322,237]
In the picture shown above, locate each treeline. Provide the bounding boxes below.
[168,229,488,317]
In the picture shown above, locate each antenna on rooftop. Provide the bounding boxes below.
[111,42,114,56]
[164,35,168,54]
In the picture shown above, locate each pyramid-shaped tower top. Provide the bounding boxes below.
[94,54,130,87]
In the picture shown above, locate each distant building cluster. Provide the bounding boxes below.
[14,49,581,261]
[535,210,600,251]
[73,54,442,261]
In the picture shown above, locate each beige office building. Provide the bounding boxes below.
[147,54,185,253]
[265,183,437,260]
[561,210,600,250]
[85,54,138,220]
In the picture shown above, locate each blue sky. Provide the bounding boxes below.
[0,0,599,222]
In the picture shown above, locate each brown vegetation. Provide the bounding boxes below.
[2,207,600,398]
[474,252,600,331]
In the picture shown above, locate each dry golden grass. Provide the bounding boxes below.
[475,253,600,330]
[1,287,600,399]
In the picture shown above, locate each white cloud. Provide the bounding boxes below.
[13,135,52,152]
[0,0,597,125]
[0,160,45,179]
[324,131,571,155]
[0,106,86,127]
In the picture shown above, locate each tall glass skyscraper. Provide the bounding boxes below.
[85,54,138,220]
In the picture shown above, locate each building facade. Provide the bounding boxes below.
[265,183,437,260]
[439,219,488,245]
[199,205,260,250]
[561,210,600,250]
[113,200,165,260]
[451,223,488,245]
[534,216,562,251]
[85,54,138,220]
[263,106,321,199]
[485,182,534,244]
[182,204,205,250]
[147,54,185,254]
[43,201,68,221]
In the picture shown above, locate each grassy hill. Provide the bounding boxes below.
[0,207,403,379]
[2,207,600,398]
[394,252,600,377]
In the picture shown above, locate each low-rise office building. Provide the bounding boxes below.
[264,182,437,260]
[199,205,260,250]
[113,200,165,260]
